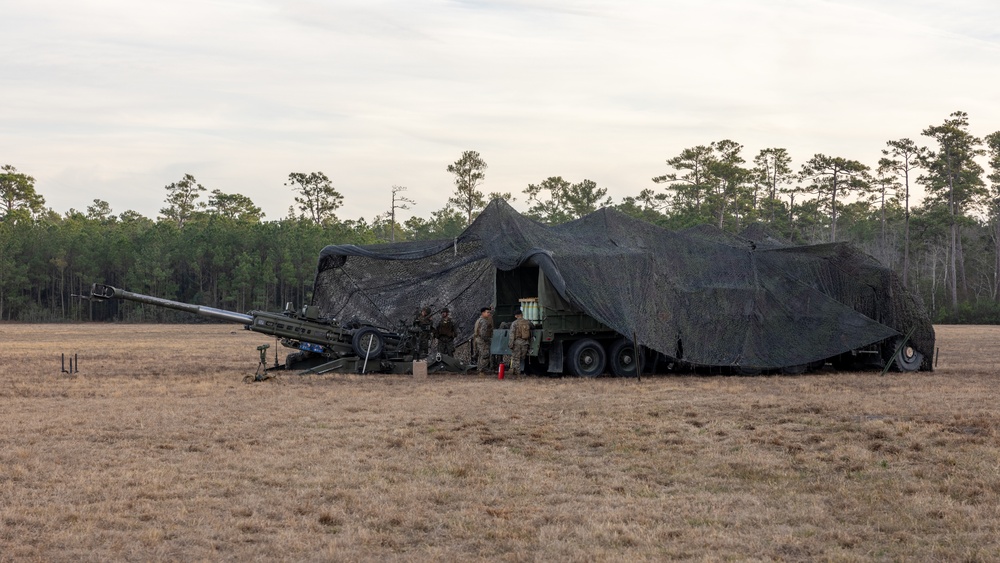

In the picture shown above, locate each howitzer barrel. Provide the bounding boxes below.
[90,283,254,324]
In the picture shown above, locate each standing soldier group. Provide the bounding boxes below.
[413,306,458,358]
[412,304,533,378]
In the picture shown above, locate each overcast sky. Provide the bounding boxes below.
[3,0,1000,223]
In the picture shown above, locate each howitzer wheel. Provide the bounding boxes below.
[285,351,308,371]
[352,327,385,359]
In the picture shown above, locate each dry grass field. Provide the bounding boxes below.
[2,323,999,561]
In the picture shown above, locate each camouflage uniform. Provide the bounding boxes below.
[473,310,494,374]
[414,308,433,357]
[435,310,457,356]
[508,314,532,377]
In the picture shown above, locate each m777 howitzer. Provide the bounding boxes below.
[89,283,470,375]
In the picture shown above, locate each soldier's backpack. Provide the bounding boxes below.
[515,320,531,340]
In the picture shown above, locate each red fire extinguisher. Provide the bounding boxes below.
[498,363,505,380]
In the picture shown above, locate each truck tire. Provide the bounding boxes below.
[608,338,644,377]
[352,327,385,359]
[567,338,606,377]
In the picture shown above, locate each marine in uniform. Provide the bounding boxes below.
[413,307,433,356]
[435,308,457,356]
[472,307,494,374]
[508,309,532,377]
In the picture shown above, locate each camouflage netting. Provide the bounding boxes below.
[313,200,934,371]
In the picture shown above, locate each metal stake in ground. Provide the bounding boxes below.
[60,353,79,374]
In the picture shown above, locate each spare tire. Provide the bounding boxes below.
[893,340,923,372]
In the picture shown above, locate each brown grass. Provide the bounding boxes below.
[2,323,999,561]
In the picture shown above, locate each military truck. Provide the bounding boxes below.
[489,265,644,377]
[486,264,925,377]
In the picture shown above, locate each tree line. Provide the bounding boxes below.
[3,111,1000,323]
